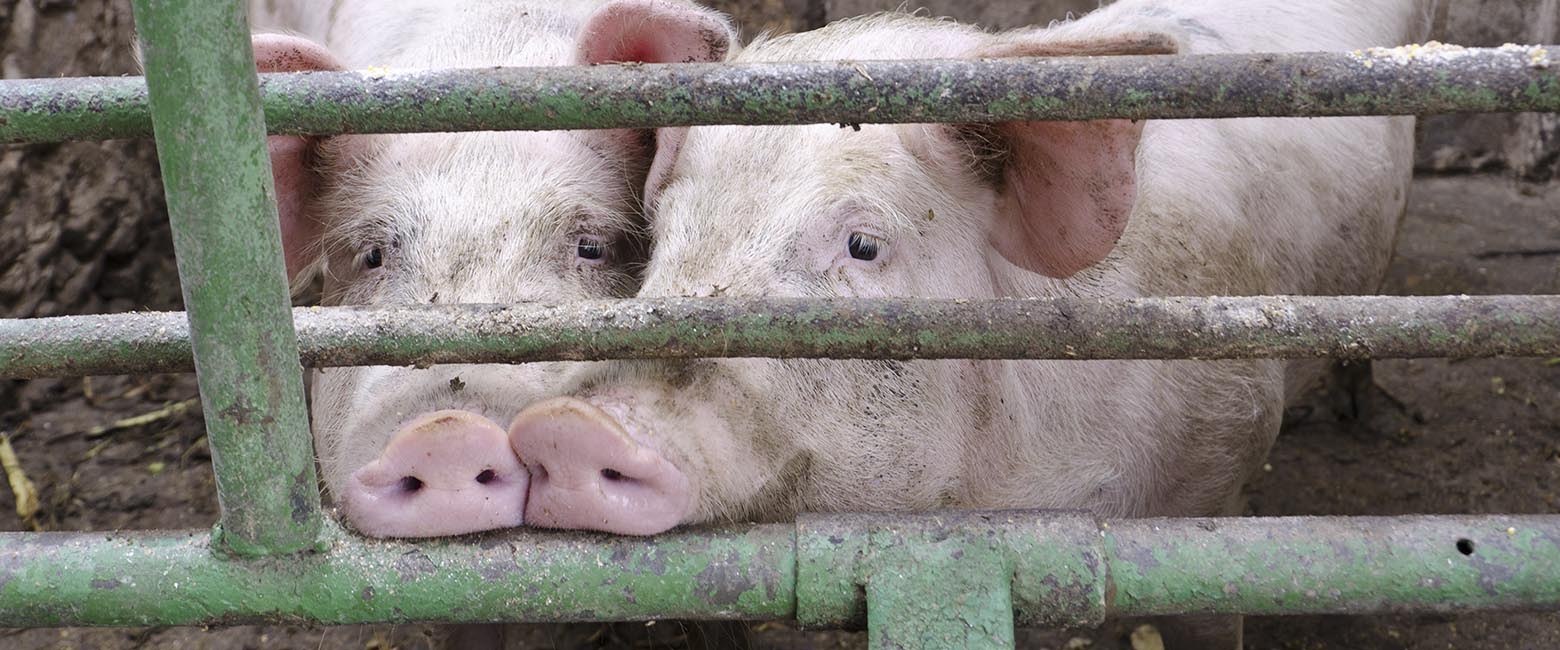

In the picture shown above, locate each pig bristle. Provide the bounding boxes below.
[255,0,734,504]
[572,0,1430,529]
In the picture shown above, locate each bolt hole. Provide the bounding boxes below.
[475,469,497,485]
[398,476,424,494]
[1456,538,1475,556]
[601,468,626,482]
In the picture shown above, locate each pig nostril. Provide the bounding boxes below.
[475,469,497,485]
[398,476,424,494]
[601,468,627,482]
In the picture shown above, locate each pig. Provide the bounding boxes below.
[240,0,737,538]
[506,1,1431,644]
[511,0,1431,534]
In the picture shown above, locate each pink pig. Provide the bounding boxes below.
[243,0,736,538]
[510,0,1430,544]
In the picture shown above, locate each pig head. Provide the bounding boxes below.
[245,0,736,538]
[509,0,1425,536]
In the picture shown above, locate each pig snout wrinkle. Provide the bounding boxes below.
[509,397,693,536]
[341,410,528,538]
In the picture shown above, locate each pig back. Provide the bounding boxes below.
[1064,0,1425,299]
[1082,1,1422,409]
[984,0,1427,517]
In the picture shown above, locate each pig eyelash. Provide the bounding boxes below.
[352,237,399,272]
[574,235,612,266]
[847,232,885,263]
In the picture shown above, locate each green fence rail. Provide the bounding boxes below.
[129,0,319,557]
[2,513,1557,630]
[1,295,1557,379]
[0,0,1556,643]
[0,43,1556,143]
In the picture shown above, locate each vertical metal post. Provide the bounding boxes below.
[865,546,1015,650]
[130,0,321,556]
[799,513,1020,650]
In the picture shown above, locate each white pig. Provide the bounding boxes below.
[508,3,1429,645]
[242,0,737,538]
[509,0,1430,554]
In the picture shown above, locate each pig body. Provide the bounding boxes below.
[512,0,1431,536]
[243,0,736,537]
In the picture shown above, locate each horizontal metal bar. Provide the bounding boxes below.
[1,296,1555,378]
[799,512,1560,629]
[1,513,1556,627]
[0,520,798,627]
[1,44,1554,143]
[1102,516,1560,618]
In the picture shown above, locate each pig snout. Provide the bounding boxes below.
[338,400,691,537]
[342,410,529,538]
[508,397,692,536]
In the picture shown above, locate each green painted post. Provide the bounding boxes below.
[130,0,321,556]
[799,513,1027,650]
[864,542,1015,649]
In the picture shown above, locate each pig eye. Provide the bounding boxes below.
[576,237,607,262]
[363,247,384,269]
[847,232,882,262]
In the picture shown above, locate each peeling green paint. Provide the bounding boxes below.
[130,0,320,557]
[1105,516,1560,616]
[6,514,1552,629]
[0,521,798,626]
[1,296,1555,379]
[1,46,1556,143]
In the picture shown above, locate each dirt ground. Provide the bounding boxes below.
[1,172,1557,648]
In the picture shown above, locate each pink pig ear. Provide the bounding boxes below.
[577,1,736,206]
[251,34,344,285]
[577,0,735,66]
[969,33,1178,279]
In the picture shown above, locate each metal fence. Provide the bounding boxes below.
[0,1,1557,647]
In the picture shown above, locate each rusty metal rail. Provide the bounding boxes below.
[1,295,1557,379]
[0,513,1556,629]
[0,43,1554,143]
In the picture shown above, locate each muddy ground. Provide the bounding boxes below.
[1,173,1557,648]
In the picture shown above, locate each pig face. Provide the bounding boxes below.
[252,1,737,538]
[507,17,1178,535]
[304,130,645,533]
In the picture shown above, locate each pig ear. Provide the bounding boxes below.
[577,1,735,206]
[252,34,344,284]
[969,33,1178,278]
[577,0,735,66]
[643,127,686,208]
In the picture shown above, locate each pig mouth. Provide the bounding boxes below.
[338,402,694,538]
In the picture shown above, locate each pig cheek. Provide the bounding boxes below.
[308,369,392,498]
[694,361,817,520]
